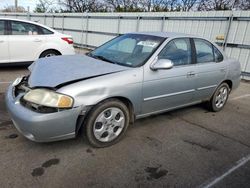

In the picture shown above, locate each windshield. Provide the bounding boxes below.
[89,34,165,67]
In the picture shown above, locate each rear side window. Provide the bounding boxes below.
[11,21,39,35]
[0,20,4,35]
[194,39,214,63]
[159,38,192,66]
[214,47,223,62]
[39,26,53,35]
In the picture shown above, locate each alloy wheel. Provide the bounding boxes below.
[215,86,228,109]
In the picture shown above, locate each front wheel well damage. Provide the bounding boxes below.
[75,97,135,136]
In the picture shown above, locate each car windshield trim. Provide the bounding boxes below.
[88,54,115,64]
[88,34,166,68]
[88,53,133,67]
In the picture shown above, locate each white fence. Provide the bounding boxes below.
[1,11,250,78]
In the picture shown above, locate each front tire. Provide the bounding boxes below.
[208,83,230,112]
[84,99,130,148]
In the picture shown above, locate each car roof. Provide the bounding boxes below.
[0,17,56,32]
[129,31,198,39]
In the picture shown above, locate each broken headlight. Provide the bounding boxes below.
[23,89,73,108]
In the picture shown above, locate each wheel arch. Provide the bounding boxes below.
[75,96,135,135]
[39,49,62,58]
[222,79,233,91]
[112,96,135,124]
[208,79,233,102]
[92,96,135,124]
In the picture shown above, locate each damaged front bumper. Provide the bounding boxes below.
[5,83,83,142]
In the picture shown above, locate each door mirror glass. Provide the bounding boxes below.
[151,59,174,70]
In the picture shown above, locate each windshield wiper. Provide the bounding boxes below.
[89,54,116,64]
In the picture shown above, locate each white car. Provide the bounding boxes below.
[0,18,75,65]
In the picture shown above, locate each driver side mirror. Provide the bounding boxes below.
[150,58,174,71]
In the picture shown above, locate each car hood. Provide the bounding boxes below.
[28,55,130,88]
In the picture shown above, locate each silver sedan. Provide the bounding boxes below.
[5,32,241,147]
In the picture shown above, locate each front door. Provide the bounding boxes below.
[142,38,196,115]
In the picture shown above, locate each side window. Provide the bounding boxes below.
[39,26,53,35]
[159,38,192,66]
[214,46,223,62]
[194,39,214,63]
[0,20,4,35]
[11,21,39,35]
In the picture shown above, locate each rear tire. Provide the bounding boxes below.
[84,99,130,148]
[39,50,60,58]
[207,83,230,112]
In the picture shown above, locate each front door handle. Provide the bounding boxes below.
[0,40,4,43]
[187,71,196,77]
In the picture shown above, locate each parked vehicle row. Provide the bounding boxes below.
[0,18,75,65]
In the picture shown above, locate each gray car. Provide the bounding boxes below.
[5,32,241,147]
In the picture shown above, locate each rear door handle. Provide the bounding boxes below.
[0,40,4,43]
[34,38,42,42]
[187,71,196,77]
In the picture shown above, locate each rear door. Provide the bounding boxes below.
[8,20,47,63]
[192,38,227,101]
[0,20,10,63]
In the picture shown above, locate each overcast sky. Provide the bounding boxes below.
[0,0,39,11]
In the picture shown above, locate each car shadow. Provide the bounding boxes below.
[29,103,209,148]
[130,102,209,128]
[0,63,31,69]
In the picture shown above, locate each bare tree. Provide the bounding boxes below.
[198,0,234,10]
[159,0,180,11]
[133,0,179,12]
[139,0,162,11]
[34,0,249,13]
[58,0,105,12]
[34,0,55,12]
[104,0,142,12]
[233,0,250,10]
[180,0,198,11]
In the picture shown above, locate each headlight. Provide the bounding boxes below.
[23,89,73,108]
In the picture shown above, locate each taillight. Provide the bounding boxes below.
[61,37,73,44]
